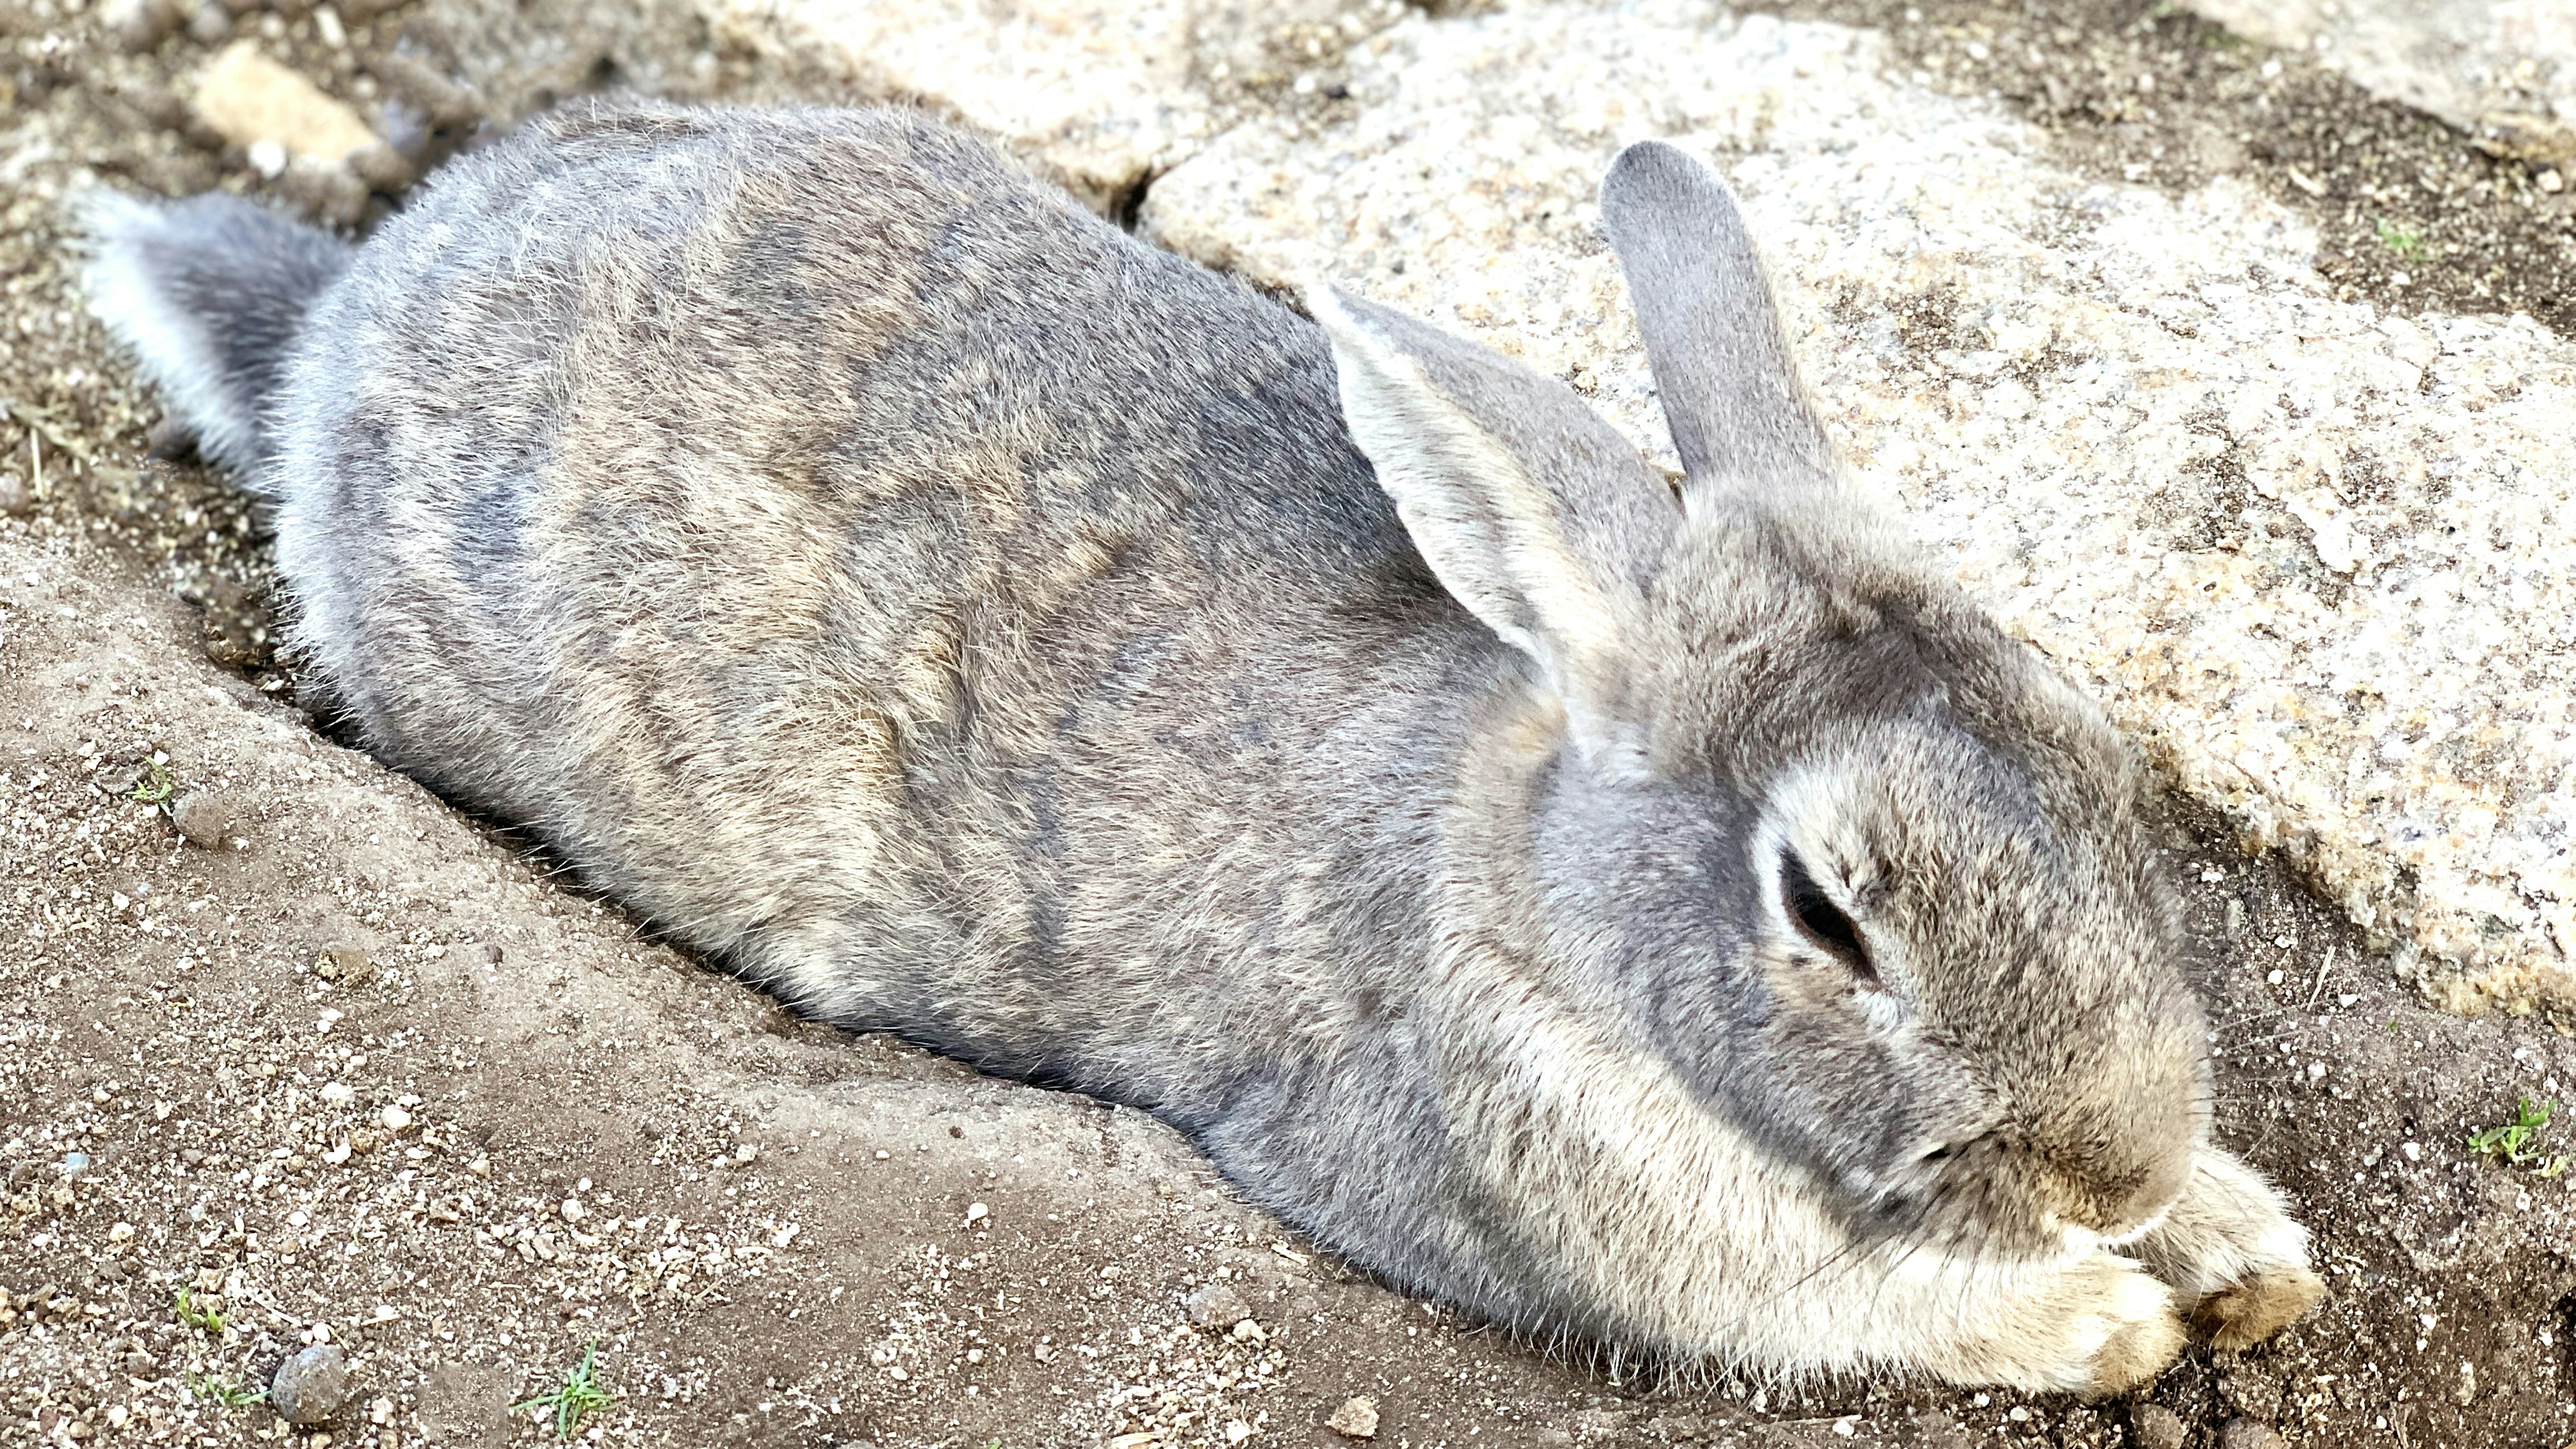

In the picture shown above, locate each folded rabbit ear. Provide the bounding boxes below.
[1599,140,1839,506]
[1309,282,1677,774]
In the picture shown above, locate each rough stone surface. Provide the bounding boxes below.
[694,0,1405,207]
[2186,0,2576,165]
[390,0,1404,211]
[1144,0,2576,1015]
[270,1343,352,1426]
[703,0,1211,205]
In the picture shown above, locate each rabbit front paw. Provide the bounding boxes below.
[2128,1146,2324,1351]
[2060,1253,2189,1398]
[1927,1251,2183,1395]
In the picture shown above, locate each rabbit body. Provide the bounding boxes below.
[83,101,2320,1389]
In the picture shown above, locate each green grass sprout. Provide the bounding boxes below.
[2374,217,2426,260]
[514,1342,616,1439]
[2467,1096,2569,1177]
[188,1373,265,1408]
[174,1288,224,1335]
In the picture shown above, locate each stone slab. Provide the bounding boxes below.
[2186,0,2576,166]
[1142,0,2576,1014]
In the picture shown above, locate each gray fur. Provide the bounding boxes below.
[1600,138,1838,498]
[79,191,354,474]
[80,102,2318,1385]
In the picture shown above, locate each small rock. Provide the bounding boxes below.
[270,1344,351,1426]
[1229,1318,1266,1344]
[1326,1395,1380,1440]
[1184,1280,1253,1331]
[731,1142,758,1167]
[964,1201,989,1226]
[185,0,229,44]
[192,42,382,164]
[2220,1419,2286,1449]
[559,1197,584,1222]
[2129,1403,2187,1449]
[123,1349,160,1376]
[103,0,182,50]
[170,790,240,849]
[378,1105,413,1132]
[61,1151,92,1176]
[0,472,27,517]
[316,946,374,985]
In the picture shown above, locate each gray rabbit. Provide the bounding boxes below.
[83,101,2320,1390]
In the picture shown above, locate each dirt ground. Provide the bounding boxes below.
[3,1,2573,1447]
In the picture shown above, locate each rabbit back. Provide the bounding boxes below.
[272,103,1475,1096]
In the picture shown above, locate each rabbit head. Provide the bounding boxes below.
[1309,140,2205,1286]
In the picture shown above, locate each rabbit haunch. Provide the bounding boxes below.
[79,102,2321,1389]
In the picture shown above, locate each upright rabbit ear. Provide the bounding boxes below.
[1599,140,1839,504]
[1309,282,1679,773]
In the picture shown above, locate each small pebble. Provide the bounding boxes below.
[1327,1395,1381,1440]
[1183,1280,1253,1331]
[170,790,239,849]
[378,1105,413,1132]
[2129,1404,2186,1449]
[105,0,182,50]
[2220,1419,2287,1449]
[270,1344,352,1426]
[317,946,375,985]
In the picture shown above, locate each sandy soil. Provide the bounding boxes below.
[3,1,2573,1447]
